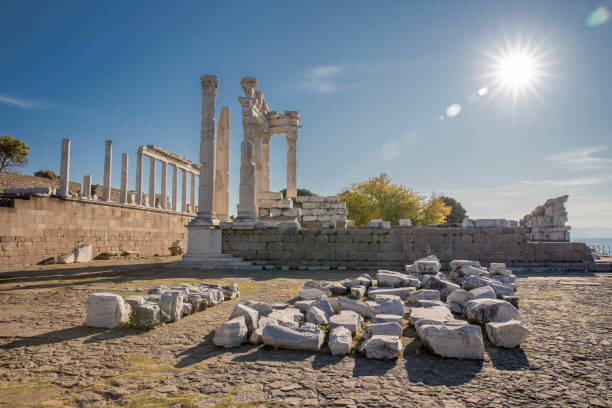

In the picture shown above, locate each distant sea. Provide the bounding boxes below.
[572,238,612,255]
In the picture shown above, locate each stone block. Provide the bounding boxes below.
[359,335,402,360]
[86,293,130,328]
[133,303,162,329]
[350,285,366,298]
[365,322,403,338]
[159,291,184,322]
[338,296,375,319]
[57,252,75,264]
[376,270,421,288]
[230,304,259,332]
[374,298,405,316]
[213,316,248,348]
[485,319,529,348]
[464,298,520,324]
[262,324,325,351]
[328,326,352,356]
[368,287,415,300]
[329,310,363,334]
[73,243,92,263]
[409,305,453,326]
[419,324,485,360]
[299,288,328,301]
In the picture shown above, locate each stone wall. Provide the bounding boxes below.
[222,226,592,268]
[521,195,570,241]
[0,196,194,267]
[294,195,348,228]
[0,171,81,195]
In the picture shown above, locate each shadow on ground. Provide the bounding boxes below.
[0,325,141,349]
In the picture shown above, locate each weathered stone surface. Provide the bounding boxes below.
[73,243,93,263]
[359,335,402,360]
[213,316,248,348]
[268,308,303,326]
[416,299,448,308]
[328,326,352,356]
[365,322,403,338]
[305,306,329,325]
[329,310,363,334]
[368,287,415,300]
[373,294,402,304]
[374,298,405,316]
[343,276,371,289]
[262,324,325,351]
[465,298,520,324]
[57,252,75,264]
[303,280,332,296]
[419,324,485,360]
[311,299,334,317]
[294,300,315,312]
[462,276,514,298]
[447,301,464,314]
[181,302,193,316]
[133,303,162,329]
[124,295,147,309]
[299,288,328,301]
[409,305,453,325]
[489,263,507,274]
[458,265,490,278]
[421,276,460,300]
[408,289,441,303]
[230,304,259,332]
[486,319,529,348]
[149,285,170,295]
[372,314,403,325]
[449,260,482,272]
[338,296,374,319]
[350,285,366,298]
[159,291,184,322]
[415,318,469,338]
[447,288,474,308]
[503,295,520,309]
[376,270,421,288]
[323,282,347,295]
[405,256,441,274]
[249,316,278,345]
[470,285,497,300]
[86,293,130,328]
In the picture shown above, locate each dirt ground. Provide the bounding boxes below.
[0,257,610,408]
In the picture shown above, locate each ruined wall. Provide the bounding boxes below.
[222,226,592,268]
[0,196,193,267]
[0,171,81,195]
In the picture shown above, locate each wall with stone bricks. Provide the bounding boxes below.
[0,171,81,195]
[0,196,193,267]
[222,226,592,268]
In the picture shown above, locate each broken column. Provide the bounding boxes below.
[120,153,128,204]
[82,175,91,199]
[181,169,187,212]
[103,140,112,201]
[161,161,167,209]
[235,140,258,226]
[520,195,571,241]
[172,165,178,211]
[214,107,230,221]
[59,138,70,198]
[135,147,144,205]
[190,171,196,213]
[286,129,298,199]
[149,156,156,207]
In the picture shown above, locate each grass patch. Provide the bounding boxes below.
[238,281,261,291]
[173,280,199,286]
[350,328,366,354]
[212,386,288,408]
[114,354,178,380]
[279,287,300,297]
[0,378,55,398]
[126,391,204,408]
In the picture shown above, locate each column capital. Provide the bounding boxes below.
[200,75,219,96]
[286,129,298,144]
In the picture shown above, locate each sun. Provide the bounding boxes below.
[480,37,550,107]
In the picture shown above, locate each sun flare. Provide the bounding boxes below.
[497,52,537,89]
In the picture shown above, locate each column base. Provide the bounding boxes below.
[189,217,220,227]
[182,225,222,261]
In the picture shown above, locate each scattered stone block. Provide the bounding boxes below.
[368,287,415,300]
[376,270,421,288]
[305,306,329,325]
[462,276,514,298]
[421,276,460,301]
[373,314,403,325]
[311,299,334,317]
[447,288,474,309]
[133,303,162,329]
[124,295,147,309]
[408,289,441,304]
[409,305,453,326]
[262,324,325,351]
[159,291,184,323]
[213,316,248,348]
[343,276,371,289]
[502,295,520,309]
[181,302,193,316]
[374,298,405,316]
[419,324,485,360]
[329,310,363,334]
[57,252,75,264]
[350,285,366,298]
[328,326,352,356]
[230,304,259,332]
[464,298,520,324]
[323,282,347,295]
[470,286,497,300]
[73,243,92,263]
[86,293,130,328]
[416,299,448,308]
[249,316,278,345]
[485,319,529,348]
[242,300,273,316]
[449,260,482,272]
[359,335,402,360]
[295,300,315,312]
[299,288,328,301]
[268,308,304,326]
[365,322,403,338]
[338,296,375,319]
[399,219,412,226]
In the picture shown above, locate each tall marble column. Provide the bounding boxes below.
[120,153,128,204]
[59,138,70,198]
[160,161,168,209]
[149,156,156,207]
[103,140,112,201]
[192,74,218,226]
[172,165,178,211]
[214,107,230,221]
[181,169,187,212]
[135,149,144,205]
[286,130,298,198]
[190,172,196,213]
[262,133,271,193]
[235,140,257,224]
[82,175,91,199]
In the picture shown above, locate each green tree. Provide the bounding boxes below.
[34,170,59,179]
[338,173,451,226]
[0,135,30,172]
[280,188,316,197]
[440,196,467,223]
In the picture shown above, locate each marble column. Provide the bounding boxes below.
[59,138,70,198]
[135,149,144,205]
[149,156,156,207]
[120,153,128,204]
[181,169,187,212]
[190,171,196,213]
[172,165,178,211]
[262,133,271,193]
[286,130,298,198]
[235,140,257,224]
[82,175,91,199]
[193,74,218,225]
[214,107,230,221]
[160,161,168,209]
[103,140,112,201]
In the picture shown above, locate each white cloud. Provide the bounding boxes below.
[0,94,42,109]
[381,141,401,161]
[544,145,611,171]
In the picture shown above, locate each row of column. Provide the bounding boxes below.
[58,138,198,213]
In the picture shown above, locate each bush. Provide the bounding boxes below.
[34,170,59,180]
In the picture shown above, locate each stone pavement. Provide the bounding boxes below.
[0,258,610,407]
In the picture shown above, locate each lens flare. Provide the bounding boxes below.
[477,87,488,96]
[586,6,611,28]
[446,104,462,117]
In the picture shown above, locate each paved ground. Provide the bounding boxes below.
[0,257,610,408]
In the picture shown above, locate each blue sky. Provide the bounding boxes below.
[1,1,611,230]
